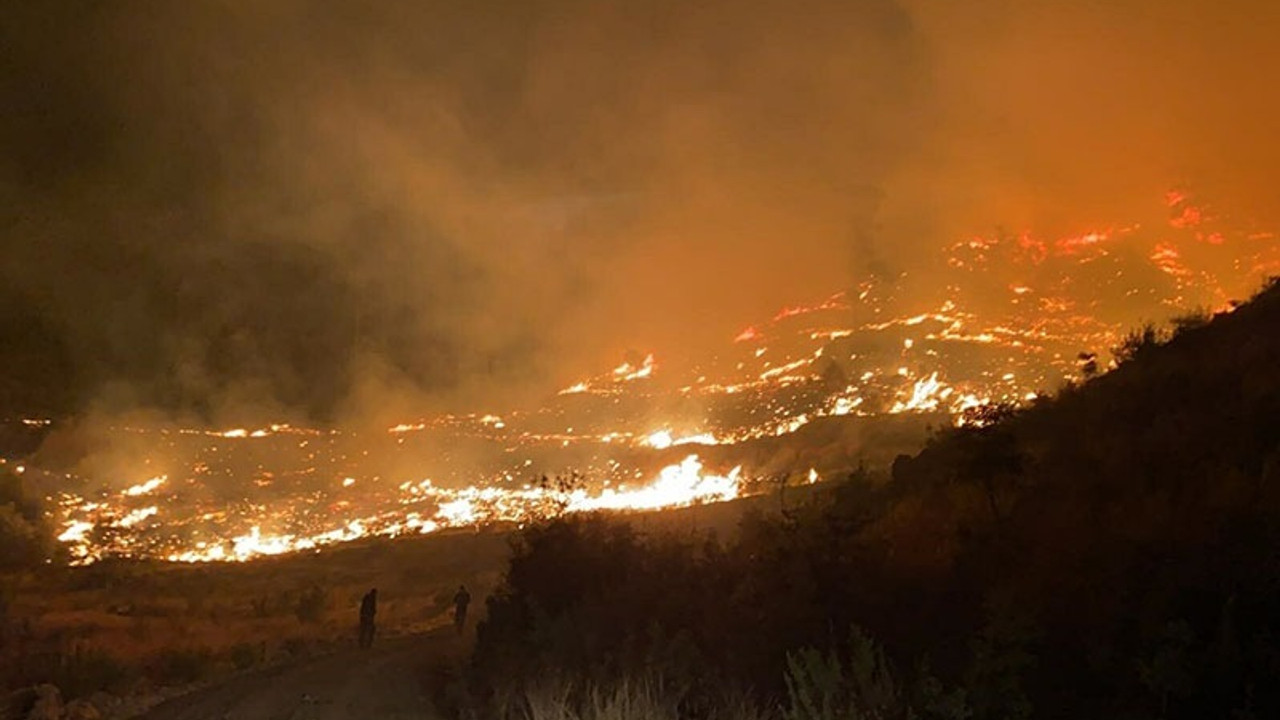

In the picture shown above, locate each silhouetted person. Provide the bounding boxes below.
[453,585,471,635]
[358,588,377,649]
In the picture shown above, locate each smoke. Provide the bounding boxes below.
[1,0,1276,424]
[899,0,1280,234]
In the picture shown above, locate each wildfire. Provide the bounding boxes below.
[773,292,850,321]
[613,354,656,381]
[644,430,720,449]
[568,455,740,512]
[123,476,166,497]
[32,190,1280,566]
[560,353,658,395]
[52,453,749,564]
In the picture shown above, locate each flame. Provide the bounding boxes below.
[54,449,748,564]
[37,189,1280,565]
[646,430,675,449]
[890,372,951,413]
[568,456,740,512]
[559,382,590,395]
[117,506,158,528]
[123,476,167,497]
[644,430,719,449]
[560,353,658,395]
[773,292,849,321]
[58,520,94,545]
[613,354,656,381]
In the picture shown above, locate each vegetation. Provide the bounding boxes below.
[0,465,52,573]
[0,524,507,705]
[467,280,1280,720]
[1111,321,1167,365]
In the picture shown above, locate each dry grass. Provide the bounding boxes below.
[4,493,772,703]
[1,526,510,699]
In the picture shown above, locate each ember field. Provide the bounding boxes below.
[9,192,1279,565]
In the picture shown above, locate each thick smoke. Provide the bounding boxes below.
[901,0,1280,235]
[1,0,1277,424]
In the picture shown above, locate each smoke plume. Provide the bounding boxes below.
[1,0,1276,423]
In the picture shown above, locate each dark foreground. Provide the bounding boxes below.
[142,630,456,720]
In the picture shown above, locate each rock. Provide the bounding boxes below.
[64,698,102,720]
[24,684,61,720]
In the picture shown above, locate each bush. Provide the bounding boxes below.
[783,628,905,720]
[229,642,260,672]
[510,678,680,720]
[149,647,215,686]
[282,637,309,658]
[17,647,134,699]
[295,585,328,624]
[1170,308,1211,337]
[1112,322,1167,364]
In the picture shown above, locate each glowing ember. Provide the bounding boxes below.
[51,451,749,564]
[32,189,1280,565]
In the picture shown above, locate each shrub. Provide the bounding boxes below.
[150,647,215,686]
[281,637,309,658]
[295,585,328,624]
[783,627,903,720]
[16,647,135,699]
[1170,308,1211,337]
[1112,323,1167,365]
[229,642,260,672]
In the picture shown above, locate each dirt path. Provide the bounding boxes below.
[142,630,461,720]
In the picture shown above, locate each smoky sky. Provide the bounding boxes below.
[2,0,1278,422]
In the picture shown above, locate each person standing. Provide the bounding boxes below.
[358,588,378,649]
[452,585,471,635]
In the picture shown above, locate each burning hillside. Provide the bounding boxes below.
[11,191,1277,564]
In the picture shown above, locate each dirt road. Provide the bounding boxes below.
[142,630,459,720]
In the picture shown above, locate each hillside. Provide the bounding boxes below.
[466,278,1280,720]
